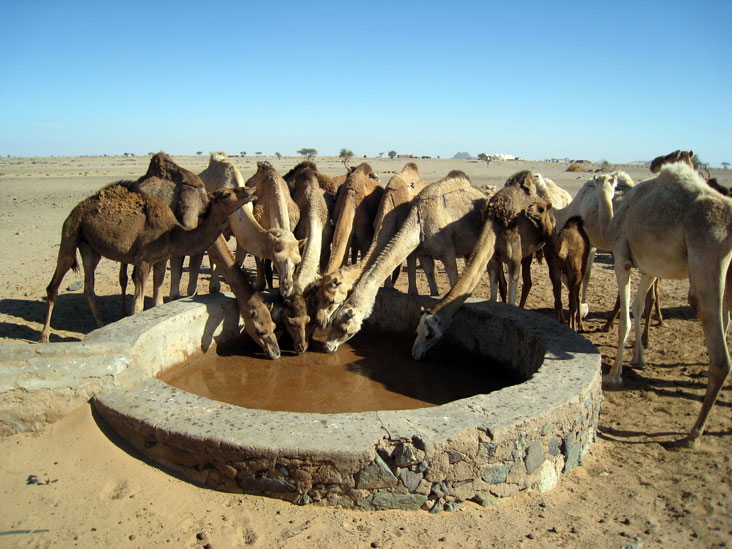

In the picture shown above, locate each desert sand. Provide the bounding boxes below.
[1,154,731,548]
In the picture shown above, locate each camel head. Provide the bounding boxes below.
[266,228,303,298]
[650,150,694,173]
[524,199,553,238]
[412,311,445,361]
[245,293,281,360]
[322,304,364,353]
[593,174,617,201]
[282,293,312,354]
[207,186,257,218]
[315,269,356,329]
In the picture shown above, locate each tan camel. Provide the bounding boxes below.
[205,236,281,359]
[596,161,732,447]
[39,183,256,343]
[324,163,383,274]
[247,162,302,295]
[314,163,438,329]
[118,153,210,312]
[544,216,591,331]
[194,153,304,298]
[321,171,489,352]
[412,171,553,360]
[552,170,636,318]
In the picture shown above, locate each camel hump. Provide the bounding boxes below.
[503,170,537,195]
[417,173,472,201]
[612,171,635,190]
[144,152,204,188]
[257,160,273,170]
[209,151,227,162]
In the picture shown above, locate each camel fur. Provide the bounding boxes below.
[596,161,732,447]
[40,183,256,343]
[412,171,553,360]
[324,163,383,274]
[322,171,487,352]
[247,162,302,296]
[544,216,590,331]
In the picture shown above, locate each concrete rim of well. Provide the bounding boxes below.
[79,289,603,511]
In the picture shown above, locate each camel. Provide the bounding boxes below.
[543,216,590,331]
[596,161,732,447]
[321,171,489,352]
[39,183,256,343]
[118,153,210,313]
[194,153,304,299]
[313,163,438,329]
[205,235,281,360]
[246,162,302,295]
[412,172,553,360]
[291,166,331,292]
[552,170,636,318]
[324,163,383,274]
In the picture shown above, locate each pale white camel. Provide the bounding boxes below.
[597,162,732,447]
[552,171,636,317]
[195,154,303,297]
[316,171,487,333]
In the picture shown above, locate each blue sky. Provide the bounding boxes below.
[1,1,730,165]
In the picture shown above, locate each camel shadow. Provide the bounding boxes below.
[597,424,732,447]
[0,293,172,342]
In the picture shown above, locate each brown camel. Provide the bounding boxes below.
[205,236,280,359]
[118,153,210,312]
[412,171,553,360]
[247,162,302,295]
[544,216,591,331]
[40,183,256,343]
[324,163,383,274]
[321,171,490,352]
[597,161,732,447]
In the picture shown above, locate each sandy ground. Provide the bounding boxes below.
[1,155,732,548]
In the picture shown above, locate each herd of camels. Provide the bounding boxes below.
[39,149,731,448]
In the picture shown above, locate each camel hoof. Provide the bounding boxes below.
[602,374,622,386]
[631,356,647,367]
[671,436,700,449]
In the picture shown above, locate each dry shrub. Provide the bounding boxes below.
[566,163,584,172]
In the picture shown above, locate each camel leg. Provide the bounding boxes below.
[168,256,183,300]
[132,262,151,315]
[518,255,533,308]
[580,247,596,318]
[254,257,267,291]
[641,279,657,348]
[497,264,508,302]
[545,253,565,324]
[606,261,632,384]
[631,275,655,366]
[443,254,459,288]
[152,261,167,307]
[187,253,204,296]
[119,263,128,317]
[40,249,78,343]
[678,264,731,447]
[420,255,439,296]
[571,273,583,332]
[603,295,620,332]
[78,243,103,328]
[506,258,521,306]
[653,279,663,325]
[405,253,417,294]
[487,259,500,301]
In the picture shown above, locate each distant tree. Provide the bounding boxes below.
[196,151,203,156]
[388,150,397,159]
[477,152,491,166]
[147,152,155,157]
[275,152,282,160]
[255,151,262,156]
[339,148,354,168]
[297,148,318,160]
[240,151,247,157]
[378,152,384,158]
[722,162,730,170]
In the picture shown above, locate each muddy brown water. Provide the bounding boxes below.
[157,331,521,413]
